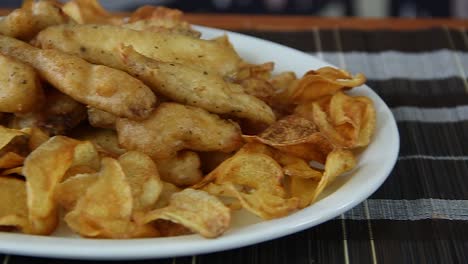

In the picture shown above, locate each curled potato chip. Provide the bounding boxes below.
[155,151,203,186]
[118,151,163,212]
[56,173,98,211]
[0,126,29,169]
[124,6,200,37]
[62,0,121,25]
[0,177,28,230]
[65,158,159,238]
[243,115,334,163]
[28,127,50,151]
[284,67,366,103]
[0,152,24,169]
[195,146,300,219]
[1,166,23,176]
[296,92,376,148]
[117,103,243,159]
[22,136,98,234]
[154,181,181,209]
[237,62,274,80]
[137,188,230,238]
[291,149,356,208]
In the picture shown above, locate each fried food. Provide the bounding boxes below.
[62,0,121,25]
[0,54,43,113]
[118,151,163,212]
[0,0,68,40]
[244,115,334,163]
[137,188,230,238]
[36,24,242,77]
[117,45,275,124]
[9,89,87,135]
[0,1,376,240]
[0,35,156,120]
[124,6,200,37]
[116,103,243,159]
[64,157,159,238]
[284,67,366,103]
[22,136,98,234]
[295,92,376,148]
[0,177,28,230]
[155,151,203,186]
[194,145,300,219]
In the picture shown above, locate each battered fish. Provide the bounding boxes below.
[116,103,243,160]
[36,24,241,77]
[0,35,156,120]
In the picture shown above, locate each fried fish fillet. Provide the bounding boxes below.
[36,24,241,77]
[116,103,243,160]
[0,35,156,120]
[0,0,69,40]
[116,45,275,125]
[0,54,43,113]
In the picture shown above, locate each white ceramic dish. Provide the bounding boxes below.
[0,26,399,260]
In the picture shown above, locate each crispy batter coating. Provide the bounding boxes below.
[0,35,156,120]
[116,103,243,160]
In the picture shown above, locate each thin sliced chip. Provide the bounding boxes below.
[28,127,50,151]
[0,177,28,230]
[118,151,163,212]
[194,145,300,219]
[87,107,117,129]
[296,92,376,148]
[0,126,27,150]
[65,158,159,238]
[290,150,356,208]
[137,188,230,238]
[243,115,334,163]
[0,152,24,169]
[284,67,366,103]
[22,136,98,235]
[62,0,121,25]
[237,62,274,80]
[56,173,98,211]
[154,181,181,209]
[1,166,23,176]
[124,6,200,37]
[72,127,125,157]
[155,151,203,186]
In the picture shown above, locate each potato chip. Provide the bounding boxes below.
[0,177,28,230]
[296,92,376,148]
[156,151,203,186]
[237,62,274,80]
[153,181,181,209]
[56,173,98,211]
[1,166,23,176]
[87,107,117,129]
[0,152,24,169]
[65,157,159,238]
[243,115,334,163]
[137,188,230,238]
[22,136,98,234]
[28,127,50,151]
[124,6,200,37]
[151,219,193,237]
[194,146,300,219]
[284,67,366,103]
[118,151,163,212]
[62,0,121,25]
[290,150,356,208]
[198,151,234,174]
[117,103,243,159]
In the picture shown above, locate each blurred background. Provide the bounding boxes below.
[1,0,467,18]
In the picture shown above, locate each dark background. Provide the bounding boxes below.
[0,0,466,18]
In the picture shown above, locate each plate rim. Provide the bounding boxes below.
[0,25,400,260]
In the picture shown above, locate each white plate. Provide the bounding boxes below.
[0,26,399,260]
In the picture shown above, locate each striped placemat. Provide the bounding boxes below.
[2,27,467,264]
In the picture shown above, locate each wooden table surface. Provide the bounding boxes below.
[0,8,467,31]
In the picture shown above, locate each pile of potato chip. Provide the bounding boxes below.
[0,0,376,239]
